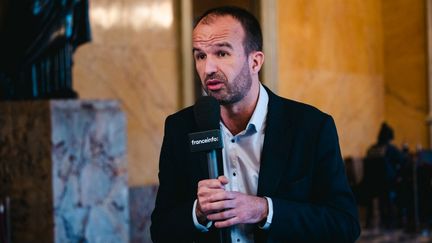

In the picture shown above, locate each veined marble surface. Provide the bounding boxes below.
[51,100,129,243]
[129,185,158,243]
[0,100,129,243]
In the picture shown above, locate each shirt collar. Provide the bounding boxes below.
[220,83,269,136]
[247,83,269,133]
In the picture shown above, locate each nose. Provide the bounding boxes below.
[204,56,217,76]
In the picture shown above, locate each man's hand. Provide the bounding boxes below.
[196,176,268,228]
[195,176,229,224]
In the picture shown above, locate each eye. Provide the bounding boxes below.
[217,51,229,57]
[195,53,206,60]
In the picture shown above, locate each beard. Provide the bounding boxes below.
[204,60,252,105]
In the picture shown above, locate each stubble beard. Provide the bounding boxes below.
[204,61,252,105]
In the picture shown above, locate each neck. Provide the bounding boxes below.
[221,81,260,135]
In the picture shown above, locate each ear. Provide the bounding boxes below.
[249,51,264,74]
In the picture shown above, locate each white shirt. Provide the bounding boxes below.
[192,84,274,243]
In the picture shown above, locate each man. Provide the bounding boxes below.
[362,122,404,229]
[151,6,360,243]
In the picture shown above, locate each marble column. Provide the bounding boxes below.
[0,100,129,243]
[427,0,432,146]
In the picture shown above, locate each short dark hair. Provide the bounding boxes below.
[194,6,263,54]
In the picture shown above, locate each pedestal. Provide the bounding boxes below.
[0,100,129,242]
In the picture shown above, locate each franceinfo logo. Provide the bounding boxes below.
[191,136,219,145]
[189,129,223,152]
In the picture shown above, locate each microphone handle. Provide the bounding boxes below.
[207,150,219,179]
[207,150,231,243]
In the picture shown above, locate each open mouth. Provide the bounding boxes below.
[206,80,224,91]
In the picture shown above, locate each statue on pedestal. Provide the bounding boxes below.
[0,0,91,100]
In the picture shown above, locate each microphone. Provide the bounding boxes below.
[189,96,223,179]
[189,96,231,243]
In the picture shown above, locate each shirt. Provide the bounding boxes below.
[192,84,274,243]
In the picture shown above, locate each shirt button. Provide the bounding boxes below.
[233,172,236,176]
[231,138,235,143]
[237,239,240,242]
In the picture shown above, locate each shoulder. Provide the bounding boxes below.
[266,88,332,126]
[163,105,197,133]
[282,96,328,118]
[165,105,194,123]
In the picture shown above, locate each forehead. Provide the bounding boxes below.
[192,15,244,47]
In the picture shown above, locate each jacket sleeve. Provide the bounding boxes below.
[267,116,361,242]
[150,116,200,243]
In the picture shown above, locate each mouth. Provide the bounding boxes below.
[205,80,224,91]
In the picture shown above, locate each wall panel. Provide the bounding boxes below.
[278,0,384,157]
[382,0,429,149]
[73,0,179,185]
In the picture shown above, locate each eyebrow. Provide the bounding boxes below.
[192,47,201,54]
[215,42,233,49]
[192,42,234,54]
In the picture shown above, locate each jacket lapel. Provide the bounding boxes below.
[257,89,294,196]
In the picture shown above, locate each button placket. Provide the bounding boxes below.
[231,154,239,191]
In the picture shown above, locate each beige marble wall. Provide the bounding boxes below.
[382,0,429,149]
[73,0,179,186]
[277,0,385,157]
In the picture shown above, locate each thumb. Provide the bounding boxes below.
[218,175,229,185]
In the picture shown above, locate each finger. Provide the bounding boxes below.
[197,190,232,210]
[200,197,234,213]
[197,187,226,196]
[198,179,225,189]
[218,176,229,185]
[197,188,226,206]
[203,196,235,212]
[207,190,236,202]
[207,208,236,221]
[214,216,240,228]
[198,191,239,213]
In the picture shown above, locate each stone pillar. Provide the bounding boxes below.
[0,100,129,243]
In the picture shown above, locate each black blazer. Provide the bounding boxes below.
[151,88,361,243]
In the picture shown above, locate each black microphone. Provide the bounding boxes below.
[189,96,231,243]
[189,96,223,179]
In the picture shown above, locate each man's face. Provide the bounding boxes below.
[192,15,252,105]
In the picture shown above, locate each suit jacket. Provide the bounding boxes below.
[151,88,361,243]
